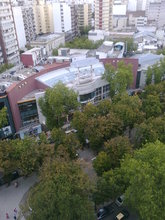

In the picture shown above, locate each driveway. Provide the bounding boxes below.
[0,173,37,220]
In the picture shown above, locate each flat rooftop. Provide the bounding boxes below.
[36,58,105,88]
[18,89,45,103]
[34,33,64,42]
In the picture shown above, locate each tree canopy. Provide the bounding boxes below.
[28,157,95,220]
[103,61,133,98]
[39,83,79,129]
[95,141,165,220]
[0,107,8,128]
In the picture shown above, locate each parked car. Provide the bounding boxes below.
[97,204,114,220]
[115,195,124,207]
[114,209,129,220]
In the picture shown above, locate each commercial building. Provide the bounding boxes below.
[0,0,20,65]
[95,0,113,31]
[30,33,65,56]
[127,11,147,27]
[0,57,138,138]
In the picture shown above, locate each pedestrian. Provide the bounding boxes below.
[6,213,9,219]
[14,215,16,220]
[14,208,17,214]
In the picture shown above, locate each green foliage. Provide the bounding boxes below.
[39,83,79,129]
[52,49,58,56]
[157,48,165,55]
[85,112,123,151]
[0,63,14,74]
[51,127,81,159]
[103,61,133,98]
[93,136,132,176]
[28,158,95,220]
[95,141,165,220]
[0,107,8,128]
[112,93,144,129]
[142,94,162,118]
[0,137,54,177]
[146,58,165,85]
[135,116,165,147]
[65,37,103,49]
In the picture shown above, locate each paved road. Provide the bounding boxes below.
[0,173,37,220]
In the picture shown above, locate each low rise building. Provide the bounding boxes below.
[21,47,44,67]
[30,33,65,56]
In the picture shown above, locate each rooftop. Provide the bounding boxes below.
[18,89,45,103]
[33,33,64,43]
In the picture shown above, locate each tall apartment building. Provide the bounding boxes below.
[33,0,54,34]
[12,6,26,49]
[52,2,79,40]
[146,0,165,28]
[21,6,36,44]
[95,0,113,31]
[0,0,20,65]
[77,3,92,30]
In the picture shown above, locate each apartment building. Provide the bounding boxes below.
[21,5,36,44]
[77,3,92,31]
[146,0,165,28]
[33,0,54,34]
[12,6,26,49]
[0,0,20,65]
[52,2,79,40]
[95,0,113,31]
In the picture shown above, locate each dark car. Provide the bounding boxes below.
[114,209,129,220]
[97,204,114,220]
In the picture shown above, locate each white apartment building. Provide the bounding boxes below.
[52,2,79,40]
[21,5,36,44]
[95,0,113,31]
[0,0,20,65]
[12,6,26,49]
[146,0,165,28]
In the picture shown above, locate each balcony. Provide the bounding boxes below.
[7,52,19,61]
[6,47,18,55]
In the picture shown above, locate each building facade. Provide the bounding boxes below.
[12,6,26,49]
[33,0,54,35]
[77,3,92,31]
[0,0,20,65]
[21,5,36,44]
[30,33,65,56]
[95,0,113,31]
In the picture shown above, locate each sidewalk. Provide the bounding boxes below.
[0,173,37,220]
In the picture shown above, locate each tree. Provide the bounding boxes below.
[85,112,123,151]
[103,61,133,98]
[39,83,79,129]
[112,93,144,130]
[0,63,14,74]
[95,141,165,220]
[28,157,95,220]
[0,107,8,128]
[142,94,162,118]
[146,58,165,85]
[135,116,165,147]
[93,136,132,176]
[52,49,58,56]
